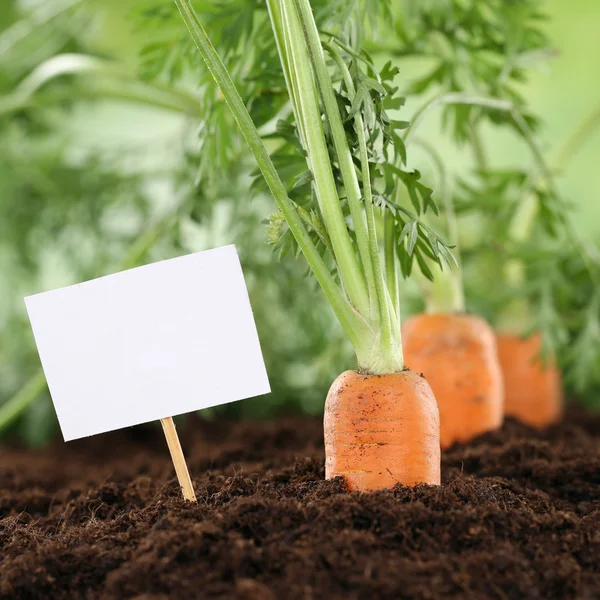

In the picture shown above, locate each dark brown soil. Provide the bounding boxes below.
[1,411,599,599]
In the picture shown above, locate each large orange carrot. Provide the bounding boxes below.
[402,314,503,448]
[324,370,440,491]
[496,332,563,428]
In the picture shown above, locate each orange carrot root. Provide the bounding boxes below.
[324,369,440,491]
[402,313,504,449]
[496,332,563,428]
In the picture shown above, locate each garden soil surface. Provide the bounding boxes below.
[1,410,599,599]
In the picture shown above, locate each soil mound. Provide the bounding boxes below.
[1,412,599,599]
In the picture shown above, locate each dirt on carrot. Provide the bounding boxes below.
[324,369,440,490]
[497,331,564,428]
[1,411,600,600]
[402,313,504,448]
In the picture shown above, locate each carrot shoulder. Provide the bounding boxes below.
[324,370,440,491]
[496,332,563,428]
[402,313,504,449]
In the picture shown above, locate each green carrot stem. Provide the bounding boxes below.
[505,99,600,296]
[410,137,465,313]
[173,0,374,354]
[384,212,399,319]
[277,0,370,317]
[266,0,308,147]
[360,133,397,365]
[406,91,600,289]
[553,102,600,169]
[325,40,402,371]
[510,111,600,288]
[293,0,378,318]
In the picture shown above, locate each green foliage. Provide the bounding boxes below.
[248,38,455,286]
[1,0,600,446]
[450,161,600,400]
[395,0,550,140]
[382,0,600,404]
[135,1,279,188]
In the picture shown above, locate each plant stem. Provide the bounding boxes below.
[173,0,373,352]
[553,102,600,169]
[404,93,514,145]
[410,137,465,313]
[0,0,82,56]
[0,54,205,118]
[293,0,378,317]
[277,0,370,318]
[359,124,398,367]
[510,110,600,288]
[470,124,488,171]
[266,0,307,146]
[384,211,399,319]
[406,91,600,289]
[499,110,600,331]
[325,39,402,371]
[507,100,600,261]
[0,371,47,434]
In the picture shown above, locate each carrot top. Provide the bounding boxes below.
[174,0,460,374]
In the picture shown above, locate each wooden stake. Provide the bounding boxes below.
[160,417,197,502]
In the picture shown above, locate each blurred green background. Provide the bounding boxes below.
[1,0,599,445]
[54,0,600,232]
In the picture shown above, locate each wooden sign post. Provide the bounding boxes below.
[160,417,196,502]
[24,245,271,501]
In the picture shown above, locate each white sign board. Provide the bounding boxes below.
[25,245,270,441]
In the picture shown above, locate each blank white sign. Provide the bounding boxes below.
[25,245,270,441]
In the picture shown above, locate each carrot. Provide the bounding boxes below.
[177,0,453,491]
[324,369,440,491]
[402,313,504,448]
[496,332,563,428]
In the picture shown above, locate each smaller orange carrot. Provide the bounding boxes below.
[496,331,563,428]
[402,313,504,448]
